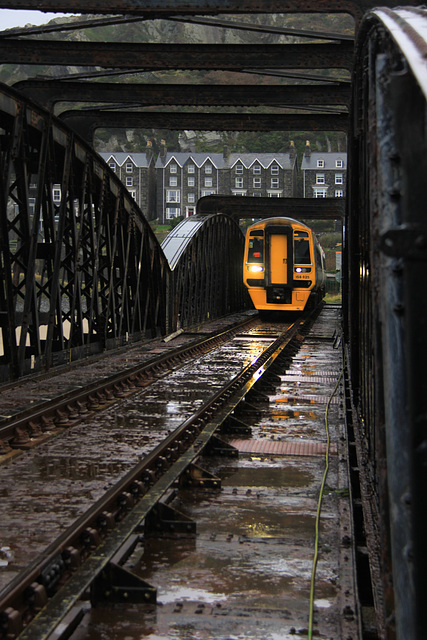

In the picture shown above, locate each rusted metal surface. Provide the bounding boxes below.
[47,305,359,640]
[0,309,329,638]
[197,195,345,220]
[0,0,421,20]
[13,80,351,111]
[0,41,355,70]
[345,7,427,639]
[60,111,349,144]
[0,312,256,450]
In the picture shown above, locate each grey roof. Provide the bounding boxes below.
[155,152,227,169]
[99,152,153,167]
[155,151,296,170]
[227,153,296,170]
[301,152,347,171]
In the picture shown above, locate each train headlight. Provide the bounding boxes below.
[249,265,264,273]
[295,267,311,273]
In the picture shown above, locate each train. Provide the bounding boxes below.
[243,217,326,313]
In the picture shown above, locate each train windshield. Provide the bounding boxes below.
[294,231,311,264]
[247,232,264,263]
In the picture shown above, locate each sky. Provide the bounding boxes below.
[0,10,74,30]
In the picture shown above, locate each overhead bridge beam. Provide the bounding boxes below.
[197,196,345,220]
[0,1,414,20]
[14,81,351,111]
[59,110,348,143]
[0,40,355,71]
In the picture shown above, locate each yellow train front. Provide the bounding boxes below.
[243,217,326,312]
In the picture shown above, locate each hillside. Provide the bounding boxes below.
[0,12,352,156]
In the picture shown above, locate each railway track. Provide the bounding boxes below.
[0,304,361,640]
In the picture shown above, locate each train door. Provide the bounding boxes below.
[265,225,293,286]
[265,225,293,304]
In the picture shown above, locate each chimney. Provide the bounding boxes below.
[145,139,153,162]
[304,140,311,157]
[223,144,230,160]
[160,139,167,161]
[289,140,296,158]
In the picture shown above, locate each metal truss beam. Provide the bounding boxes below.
[197,196,345,220]
[59,110,348,144]
[0,40,355,71]
[14,81,351,111]
[0,1,420,20]
[0,83,249,380]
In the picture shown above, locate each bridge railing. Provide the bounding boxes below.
[0,83,247,380]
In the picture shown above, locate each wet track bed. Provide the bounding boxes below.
[0,305,358,639]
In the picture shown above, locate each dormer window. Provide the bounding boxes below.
[253,165,261,175]
[317,159,325,168]
[170,163,177,174]
[271,165,279,175]
[336,158,343,168]
[205,164,212,174]
[235,164,243,175]
[126,163,133,173]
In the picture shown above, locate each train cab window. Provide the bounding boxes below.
[248,232,264,263]
[294,231,311,264]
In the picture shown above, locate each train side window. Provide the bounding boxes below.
[294,232,311,264]
[248,235,264,263]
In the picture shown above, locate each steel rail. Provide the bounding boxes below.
[0,315,257,451]
[0,306,319,639]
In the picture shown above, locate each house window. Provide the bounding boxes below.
[166,190,180,203]
[336,159,343,168]
[202,190,215,197]
[109,163,116,172]
[235,177,243,188]
[169,176,178,186]
[314,189,327,197]
[335,190,344,198]
[268,192,281,198]
[166,207,180,219]
[205,164,212,174]
[235,164,243,175]
[188,177,195,186]
[53,187,61,202]
[187,164,195,173]
[317,159,325,168]
[316,173,325,184]
[126,177,133,187]
[253,165,261,175]
[271,165,279,175]
[126,163,133,173]
[130,190,136,200]
[170,163,177,174]
[205,177,213,187]
[335,173,343,184]
[188,193,195,203]
[186,207,195,217]
[271,178,279,188]
[253,178,261,189]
